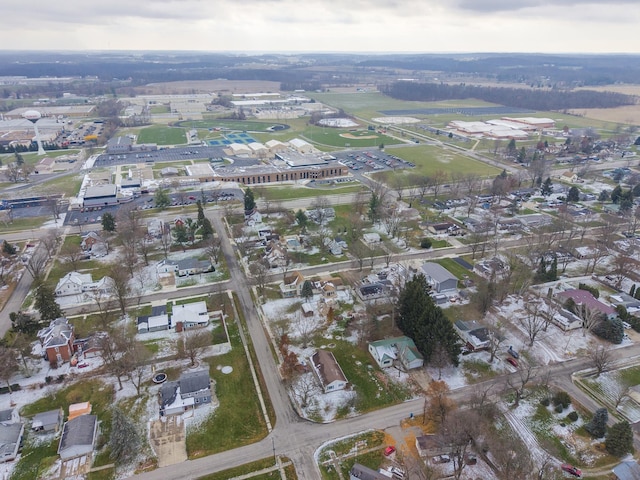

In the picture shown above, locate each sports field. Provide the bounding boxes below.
[301,125,403,149]
[175,119,289,132]
[138,125,189,145]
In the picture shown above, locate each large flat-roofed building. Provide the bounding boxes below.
[185,164,215,182]
[3,105,96,120]
[106,136,133,154]
[213,161,348,185]
[83,185,118,207]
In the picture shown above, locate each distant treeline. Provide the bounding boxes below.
[380,82,637,111]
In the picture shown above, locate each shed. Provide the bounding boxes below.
[68,401,92,421]
[32,408,64,433]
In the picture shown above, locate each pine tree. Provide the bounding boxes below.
[34,282,64,321]
[541,177,553,196]
[109,407,140,462]
[101,212,116,232]
[630,285,636,298]
[585,407,608,438]
[196,200,205,225]
[201,217,214,239]
[398,274,461,366]
[295,210,308,233]
[547,257,558,281]
[301,280,313,301]
[244,187,256,213]
[605,420,633,456]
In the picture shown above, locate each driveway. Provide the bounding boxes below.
[149,416,187,467]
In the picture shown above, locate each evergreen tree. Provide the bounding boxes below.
[196,200,205,225]
[244,187,256,213]
[301,280,313,301]
[398,274,461,366]
[34,282,64,321]
[585,408,608,438]
[517,146,526,163]
[200,217,214,239]
[611,185,623,204]
[598,190,610,202]
[295,210,308,233]
[605,420,634,456]
[547,257,558,281]
[154,188,171,209]
[635,287,640,301]
[368,192,381,223]
[507,139,517,155]
[630,284,636,298]
[2,241,16,255]
[567,186,580,203]
[101,212,116,232]
[172,223,189,251]
[541,177,553,196]
[109,407,140,462]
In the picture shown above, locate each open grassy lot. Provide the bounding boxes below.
[255,183,365,202]
[0,148,82,167]
[0,216,49,234]
[137,125,189,145]
[186,320,269,458]
[329,341,412,414]
[373,145,500,182]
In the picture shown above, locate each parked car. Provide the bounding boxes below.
[389,466,405,479]
[506,357,518,368]
[384,446,396,456]
[508,346,519,359]
[432,455,451,464]
[560,464,581,477]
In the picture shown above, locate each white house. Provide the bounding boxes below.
[55,272,114,297]
[420,263,458,293]
[310,349,348,393]
[172,301,209,330]
[368,336,424,370]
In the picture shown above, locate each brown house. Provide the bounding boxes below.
[37,318,75,367]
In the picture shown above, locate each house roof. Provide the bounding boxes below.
[58,415,97,453]
[369,336,423,364]
[32,409,62,429]
[57,271,93,288]
[172,301,208,324]
[420,262,457,284]
[612,460,640,480]
[556,289,616,316]
[311,349,347,387]
[159,382,179,408]
[179,369,210,395]
[37,317,73,349]
[0,423,23,458]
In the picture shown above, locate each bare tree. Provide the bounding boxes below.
[291,311,318,348]
[589,344,612,376]
[521,297,546,346]
[136,229,153,266]
[289,372,320,408]
[40,229,61,258]
[249,258,270,297]
[60,242,84,272]
[126,341,152,396]
[205,235,222,265]
[310,196,331,226]
[98,330,130,390]
[506,364,536,406]
[489,428,535,480]
[430,343,451,380]
[108,261,131,317]
[25,248,49,282]
[441,409,480,480]
[430,170,448,200]
[159,223,172,259]
[182,329,210,367]
[577,304,604,338]
[0,346,18,392]
[425,380,456,425]
[91,290,117,330]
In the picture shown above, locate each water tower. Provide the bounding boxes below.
[23,109,46,155]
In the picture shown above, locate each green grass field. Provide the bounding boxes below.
[300,125,403,149]
[0,148,82,166]
[373,145,500,183]
[138,125,189,145]
[174,119,284,132]
[255,183,365,201]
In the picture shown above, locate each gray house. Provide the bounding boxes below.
[160,369,212,416]
[57,414,98,460]
[0,422,24,463]
[420,262,458,293]
[137,305,170,334]
[32,408,64,433]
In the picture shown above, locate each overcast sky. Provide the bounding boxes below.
[3,0,639,53]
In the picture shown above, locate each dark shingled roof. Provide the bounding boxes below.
[58,415,97,452]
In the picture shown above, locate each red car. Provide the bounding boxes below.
[506,357,518,368]
[383,446,396,456]
[561,464,582,477]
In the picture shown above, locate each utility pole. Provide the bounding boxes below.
[272,437,276,464]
